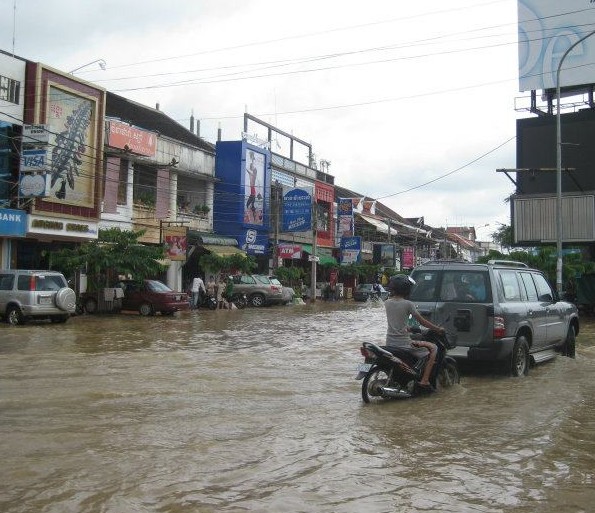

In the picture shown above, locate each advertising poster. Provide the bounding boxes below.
[340,236,361,264]
[282,187,312,232]
[243,149,265,225]
[47,86,96,207]
[163,226,188,261]
[402,247,415,269]
[337,197,354,237]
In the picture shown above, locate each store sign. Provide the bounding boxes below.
[19,173,50,197]
[0,208,27,237]
[282,187,312,232]
[162,226,188,262]
[22,124,50,145]
[107,120,157,157]
[20,149,48,171]
[278,243,302,259]
[28,214,98,239]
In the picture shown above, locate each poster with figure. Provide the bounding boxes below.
[243,149,264,225]
[46,86,95,207]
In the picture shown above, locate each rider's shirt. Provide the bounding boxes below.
[385,297,418,348]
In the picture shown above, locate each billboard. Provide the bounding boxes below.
[282,186,312,232]
[518,1,595,91]
[243,149,265,225]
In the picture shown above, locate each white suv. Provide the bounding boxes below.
[0,270,76,325]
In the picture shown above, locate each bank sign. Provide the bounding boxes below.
[0,208,27,237]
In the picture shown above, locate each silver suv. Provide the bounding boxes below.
[0,269,76,325]
[409,260,579,376]
[230,274,284,307]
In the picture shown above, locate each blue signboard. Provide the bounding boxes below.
[0,208,27,237]
[340,236,362,265]
[238,229,269,256]
[282,187,312,232]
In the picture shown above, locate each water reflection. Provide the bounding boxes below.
[0,304,594,512]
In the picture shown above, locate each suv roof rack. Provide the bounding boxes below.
[487,259,528,268]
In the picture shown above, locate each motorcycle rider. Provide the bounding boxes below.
[385,274,445,391]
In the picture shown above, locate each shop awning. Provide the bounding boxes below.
[203,244,246,257]
[187,231,238,246]
[319,255,337,265]
[301,243,313,254]
[359,213,398,235]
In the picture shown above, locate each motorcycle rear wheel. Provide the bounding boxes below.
[362,367,390,403]
[436,362,460,391]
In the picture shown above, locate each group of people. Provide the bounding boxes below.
[189,274,235,310]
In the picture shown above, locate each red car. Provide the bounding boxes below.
[116,279,189,316]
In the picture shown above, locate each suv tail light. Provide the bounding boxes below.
[270,285,282,292]
[493,316,506,339]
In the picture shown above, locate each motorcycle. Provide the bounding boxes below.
[229,292,248,309]
[202,293,218,310]
[356,326,460,403]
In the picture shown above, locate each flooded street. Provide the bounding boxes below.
[1,302,594,513]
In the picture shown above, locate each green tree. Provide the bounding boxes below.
[52,228,166,291]
[492,224,514,251]
[198,252,257,275]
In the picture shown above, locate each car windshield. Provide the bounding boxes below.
[146,280,172,292]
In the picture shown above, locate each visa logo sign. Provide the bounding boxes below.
[20,150,48,171]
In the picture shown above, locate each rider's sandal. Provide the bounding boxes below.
[416,382,435,393]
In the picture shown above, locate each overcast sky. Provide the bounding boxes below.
[1,0,526,238]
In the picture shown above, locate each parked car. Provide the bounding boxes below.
[353,283,389,302]
[409,259,579,376]
[114,279,189,316]
[0,269,76,325]
[230,274,284,307]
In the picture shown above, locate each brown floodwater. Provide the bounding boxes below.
[1,302,594,513]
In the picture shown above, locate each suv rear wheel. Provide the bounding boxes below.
[510,336,530,377]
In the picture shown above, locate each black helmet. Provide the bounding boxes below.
[387,274,416,297]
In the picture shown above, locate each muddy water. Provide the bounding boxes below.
[1,302,594,513]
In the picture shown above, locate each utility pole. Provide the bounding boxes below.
[310,200,318,302]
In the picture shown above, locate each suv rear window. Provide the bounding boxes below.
[411,270,490,302]
[15,274,65,291]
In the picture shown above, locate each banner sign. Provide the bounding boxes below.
[337,197,354,237]
[282,187,312,232]
[340,236,362,264]
[162,226,188,261]
[106,120,157,157]
[0,208,27,237]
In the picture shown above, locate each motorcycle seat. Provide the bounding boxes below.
[384,345,428,360]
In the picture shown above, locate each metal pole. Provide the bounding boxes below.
[555,29,595,294]
[310,199,317,303]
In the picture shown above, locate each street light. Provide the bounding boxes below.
[555,29,595,294]
[69,59,107,74]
